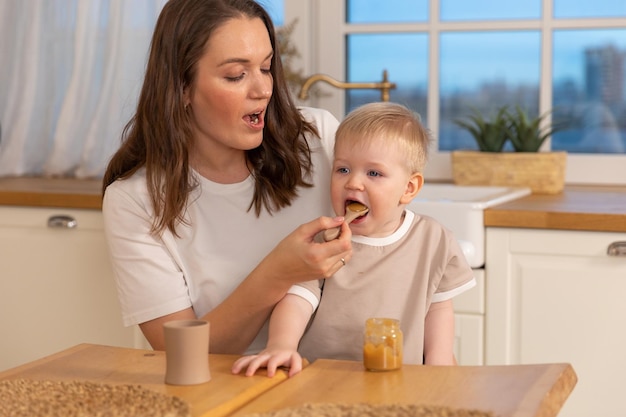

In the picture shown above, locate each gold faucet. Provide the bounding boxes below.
[298,70,397,102]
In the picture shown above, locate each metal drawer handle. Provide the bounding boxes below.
[607,241,626,257]
[47,215,77,229]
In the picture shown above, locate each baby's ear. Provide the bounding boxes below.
[400,172,423,204]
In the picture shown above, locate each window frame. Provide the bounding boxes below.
[286,0,626,185]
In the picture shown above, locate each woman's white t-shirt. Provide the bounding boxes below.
[102,107,338,354]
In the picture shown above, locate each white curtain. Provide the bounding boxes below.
[0,0,167,178]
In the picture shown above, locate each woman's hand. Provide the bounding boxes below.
[258,216,353,286]
[140,217,352,354]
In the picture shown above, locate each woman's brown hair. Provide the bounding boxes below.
[102,0,318,236]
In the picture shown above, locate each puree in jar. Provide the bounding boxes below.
[363,318,403,371]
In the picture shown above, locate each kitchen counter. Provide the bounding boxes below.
[484,185,626,233]
[1,177,626,232]
[0,177,102,209]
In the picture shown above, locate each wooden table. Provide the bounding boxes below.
[0,344,577,417]
[0,343,288,417]
[230,358,577,417]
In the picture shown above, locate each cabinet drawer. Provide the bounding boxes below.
[0,207,103,230]
[508,228,626,257]
[454,269,484,314]
[0,206,141,371]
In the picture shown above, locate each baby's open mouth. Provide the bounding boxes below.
[323,201,369,241]
[345,200,369,219]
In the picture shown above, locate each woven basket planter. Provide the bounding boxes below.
[451,150,567,194]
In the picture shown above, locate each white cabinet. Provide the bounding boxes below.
[453,269,484,366]
[485,227,626,417]
[0,207,146,371]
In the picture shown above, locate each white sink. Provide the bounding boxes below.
[411,184,531,208]
[408,184,531,267]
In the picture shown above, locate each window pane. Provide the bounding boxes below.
[441,0,540,21]
[346,33,428,122]
[258,0,284,26]
[347,0,427,23]
[554,0,626,18]
[439,31,540,151]
[552,29,626,153]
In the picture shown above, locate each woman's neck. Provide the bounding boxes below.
[190,148,250,184]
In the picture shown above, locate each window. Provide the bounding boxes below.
[258,0,284,26]
[439,31,541,152]
[300,0,626,185]
[347,33,428,120]
[553,29,626,154]
[347,0,427,23]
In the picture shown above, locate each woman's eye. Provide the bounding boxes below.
[226,73,245,82]
[261,67,272,74]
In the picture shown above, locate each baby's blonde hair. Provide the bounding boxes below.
[335,102,432,173]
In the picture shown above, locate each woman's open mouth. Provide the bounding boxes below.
[246,111,263,126]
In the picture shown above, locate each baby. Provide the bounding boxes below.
[233,102,476,376]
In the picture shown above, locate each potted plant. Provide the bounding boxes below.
[453,106,510,152]
[451,105,567,194]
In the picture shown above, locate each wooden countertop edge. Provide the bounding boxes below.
[484,185,626,233]
[0,190,102,210]
[2,179,625,232]
[0,177,103,210]
[484,209,626,233]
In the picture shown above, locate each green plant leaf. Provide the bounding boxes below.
[455,105,567,152]
[505,106,563,152]
[453,106,509,152]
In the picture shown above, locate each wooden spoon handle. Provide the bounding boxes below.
[322,226,341,242]
[322,209,367,241]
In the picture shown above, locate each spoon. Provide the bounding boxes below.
[323,202,369,241]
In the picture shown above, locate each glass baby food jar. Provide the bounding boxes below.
[363,318,403,371]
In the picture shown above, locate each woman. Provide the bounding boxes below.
[102,0,351,354]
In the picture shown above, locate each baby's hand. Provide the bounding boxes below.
[231,349,304,378]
